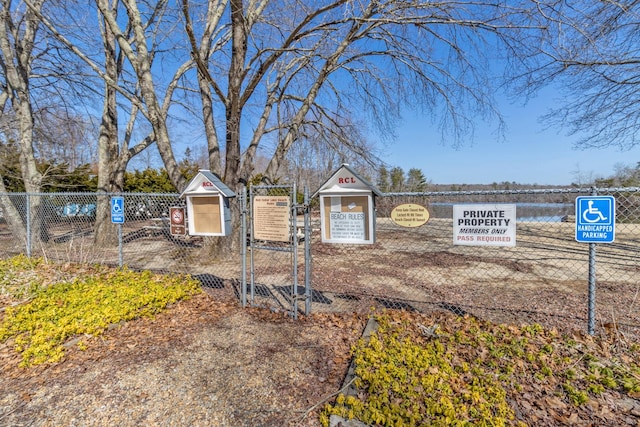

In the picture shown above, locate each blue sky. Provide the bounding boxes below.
[384,92,640,186]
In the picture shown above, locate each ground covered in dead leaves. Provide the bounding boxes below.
[1,293,365,427]
[2,291,640,427]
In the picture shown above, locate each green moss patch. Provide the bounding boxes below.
[322,310,640,427]
[0,259,201,367]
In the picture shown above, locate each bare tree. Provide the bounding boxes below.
[29,0,193,186]
[506,1,640,150]
[182,0,549,191]
[0,0,48,246]
[181,0,227,176]
[21,0,590,255]
[176,0,554,253]
[27,0,198,244]
[94,0,188,190]
[93,0,130,246]
[33,108,95,169]
[284,114,380,191]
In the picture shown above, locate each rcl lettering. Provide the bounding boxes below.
[338,177,356,184]
[202,181,214,188]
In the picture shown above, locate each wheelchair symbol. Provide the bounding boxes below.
[112,199,123,213]
[582,200,607,223]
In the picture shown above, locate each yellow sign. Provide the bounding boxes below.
[390,204,429,228]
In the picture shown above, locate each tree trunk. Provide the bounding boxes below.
[0,180,27,250]
[94,10,122,247]
[16,89,47,246]
[223,0,247,188]
[0,0,46,248]
[197,76,222,176]
[201,0,247,257]
[94,92,121,246]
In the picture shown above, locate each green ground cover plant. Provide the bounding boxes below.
[322,310,640,427]
[0,254,48,300]
[0,257,200,367]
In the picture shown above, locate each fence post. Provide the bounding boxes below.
[304,187,311,316]
[241,187,247,308]
[249,186,255,306]
[587,187,598,335]
[25,193,31,257]
[118,223,123,268]
[292,182,298,319]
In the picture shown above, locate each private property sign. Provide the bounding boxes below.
[453,204,516,246]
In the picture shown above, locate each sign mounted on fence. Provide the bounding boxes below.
[575,196,615,243]
[312,163,382,244]
[390,204,429,228]
[111,196,124,224]
[453,204,516,247]
[169,207,186,236]
[252,195,291,242]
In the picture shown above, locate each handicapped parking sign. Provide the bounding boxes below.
[111,196,125,224]
[575,196,615,243]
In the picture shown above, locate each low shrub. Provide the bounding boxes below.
[0,261,200,367]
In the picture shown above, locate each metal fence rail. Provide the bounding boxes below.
[0,188,638,337]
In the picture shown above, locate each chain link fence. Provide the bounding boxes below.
[243,184,311,317]
[309,187,640,338]
[0,188,638,337]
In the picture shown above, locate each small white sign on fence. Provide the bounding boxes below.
[453,204,516,247]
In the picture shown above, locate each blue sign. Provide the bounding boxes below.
[111,196,125,224]
[575,196,615,243]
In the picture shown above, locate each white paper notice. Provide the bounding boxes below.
[331,197,341,212]
[329,211,366,240]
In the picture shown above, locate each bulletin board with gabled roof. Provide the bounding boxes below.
[180,170,236,236]
[312,164,382,244]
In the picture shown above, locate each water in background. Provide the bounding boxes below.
[429,202,574,222]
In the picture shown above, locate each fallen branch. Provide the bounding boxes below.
[295,376,357,423]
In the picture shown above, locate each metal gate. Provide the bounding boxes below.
[241,184,311,318]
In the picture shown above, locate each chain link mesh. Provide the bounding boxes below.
[245,185,308,315]
[309,188,640,337]
[0,188,638,336]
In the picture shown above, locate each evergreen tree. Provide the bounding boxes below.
[0,141,23,192]
[0,141,97,192]
[124,169,176,193]
[406,168,428,192]
[377,166,390,193]
[390,167,405,192]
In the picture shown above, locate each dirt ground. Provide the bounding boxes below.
[3,287,640,427]
[1,217,639,426]
[3,217,638,339]
[0,291,366,427]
